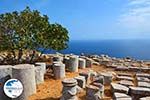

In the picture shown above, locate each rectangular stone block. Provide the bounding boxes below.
[74,76,86,88]
[111,83,129,94]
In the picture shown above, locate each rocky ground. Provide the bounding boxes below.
[28,54,150,100]
[29,63,148,100]
[29,65,112,100]
[0,53,149,100]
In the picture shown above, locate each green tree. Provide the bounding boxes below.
[40,23,69,54]
[0,7,69,64]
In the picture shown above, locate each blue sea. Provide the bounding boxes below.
[45,39,150,60]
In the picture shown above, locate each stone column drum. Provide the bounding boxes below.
[79,72,91,84]
[61,78,78,100]
[78,58,86,69]
[92,82,104,98]
[64,57,70,70]
[0,65,12,100]
[86,58,93,68]
[53,63,65,79]
[68,56,79,72]
[35,62,46,84]
[12,64,36,100]
[74,76,86,88]
[35,62,46,74]
[53,56,63,62]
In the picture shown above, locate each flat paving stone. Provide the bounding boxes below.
[118,80,134,87]
[138,82,150,88]
[111,83,129,94]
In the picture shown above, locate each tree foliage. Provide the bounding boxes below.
[0,7,69,64]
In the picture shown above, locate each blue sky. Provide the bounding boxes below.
[0,0,150,40]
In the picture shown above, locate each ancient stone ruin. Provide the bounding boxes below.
[0,53,149,100]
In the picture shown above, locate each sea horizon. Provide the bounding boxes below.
[44,39,150,60]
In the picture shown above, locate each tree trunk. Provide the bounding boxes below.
[30,50,36,64]
[11,49,16,65]
[18,49,23,64]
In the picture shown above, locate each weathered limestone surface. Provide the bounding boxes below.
[86,85,101,100]
[128,67,141,72]
[111,83,129,94]
[136,73,150,78]
[137,82,150,88]
[86,58,93,68]
[74,76,86,88]
[116,76,134,81]
[68,56,79,72]
[35,62,46,84]
[113,92,131,100]
[35,66,44,84]
[140,96,150,100]
[92,75,104,85]
[52,56,63,62]
[92,61,99,66]
[63,57,70,69]
[78,58,86,69]
[115,66,129,71]
[79,72,91,84]
[76,85,83,93]
[100,72,113,85]
[141,67,150,73]
[106,64,118,68]
[118,80,134,87]
[115,98,132,100]
[0,65,12,100]
[137,77,150,82]
[53,63,65,79]
[117,73,132,77]
[92,82,104,97]
[61,78,78,100]
[35,62,46,73]
[12,64,36,100]
[129,86,150,100]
